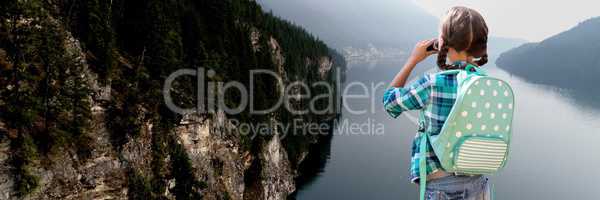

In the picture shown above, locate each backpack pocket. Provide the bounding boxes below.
[453,136,508,174]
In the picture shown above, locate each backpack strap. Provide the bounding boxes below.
[418,110,428,200]
[435,64,487,86]
[465,64,487,76]
[418,130,428,200]
[490,182,495,200]
[457,64,487,88]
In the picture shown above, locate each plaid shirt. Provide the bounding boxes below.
[383,72,459,183]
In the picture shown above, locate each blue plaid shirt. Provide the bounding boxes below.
[383,72,460,183]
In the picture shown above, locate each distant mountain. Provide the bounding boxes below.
[496,17,600,94]
[258,0,439,49]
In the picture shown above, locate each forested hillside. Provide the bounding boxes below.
[0,0,345,199]
[496,17,600,93]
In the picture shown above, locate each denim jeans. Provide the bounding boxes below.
[425,175,490,200]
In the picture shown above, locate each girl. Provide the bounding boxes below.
[383,6,490,200]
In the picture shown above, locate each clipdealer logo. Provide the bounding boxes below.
[162,67,342,116]
[161,66,428,138]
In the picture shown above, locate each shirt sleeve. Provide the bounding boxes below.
[382,74,433,118]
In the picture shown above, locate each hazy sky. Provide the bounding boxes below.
[414,0,600,42]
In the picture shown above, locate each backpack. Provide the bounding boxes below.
[418,64,514,200]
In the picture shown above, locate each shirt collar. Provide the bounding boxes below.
[452,60,470,69]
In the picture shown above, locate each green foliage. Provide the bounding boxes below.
[127,169,153,200]
[150,122,170,197]
[80,0,116,82]
[11,133,40,196]
[171,142,204,200]
[1,0,94,196]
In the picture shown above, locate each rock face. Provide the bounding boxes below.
[257,134,295,200]
[174,112,297,200]
[318,57,333,80]
[0,82,323,200]
[176,112,247,200]
[0,139,13,199]
[0,0,344,199]
[0,103,304,200]
[0,106,129,200]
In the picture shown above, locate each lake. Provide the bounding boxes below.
[292,57,600,200]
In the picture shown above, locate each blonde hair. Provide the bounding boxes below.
[437,6,489,69]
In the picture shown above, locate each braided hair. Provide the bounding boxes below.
[437,7,489,70]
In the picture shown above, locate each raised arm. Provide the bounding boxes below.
[383,39,437,118]
[389,39,437,87]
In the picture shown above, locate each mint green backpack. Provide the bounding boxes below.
[418,65,514,200]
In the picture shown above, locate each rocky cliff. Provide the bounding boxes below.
[0,0,345,199]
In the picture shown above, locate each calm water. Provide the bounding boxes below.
[293,58,600,200]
